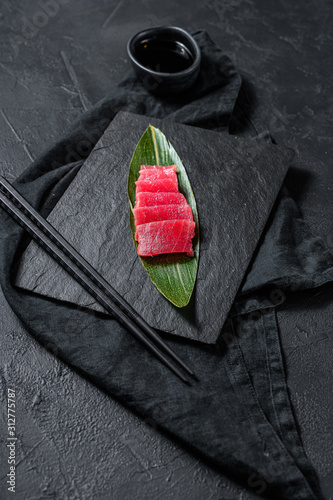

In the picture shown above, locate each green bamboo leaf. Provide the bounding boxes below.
[128,125,199,308]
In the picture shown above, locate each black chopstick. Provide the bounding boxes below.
[0,176,196,384]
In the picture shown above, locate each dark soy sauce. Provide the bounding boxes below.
[134,39,194,73]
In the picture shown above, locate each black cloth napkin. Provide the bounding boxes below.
[1,31,332,500]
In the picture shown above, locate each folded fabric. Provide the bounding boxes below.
[1,30,332,500]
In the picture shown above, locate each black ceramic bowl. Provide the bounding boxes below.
[127,26,201,95]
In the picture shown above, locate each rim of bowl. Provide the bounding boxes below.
[127,26,201,78]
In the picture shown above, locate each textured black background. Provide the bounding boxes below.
[0,1,332,499]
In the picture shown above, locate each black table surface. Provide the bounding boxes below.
[0,1,332,499]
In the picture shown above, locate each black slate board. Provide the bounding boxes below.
[15,111,294,343]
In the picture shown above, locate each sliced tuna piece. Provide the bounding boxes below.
[139,166,178,184]
[135,192,187,207]
[133,204,193,226]
[135,178,178,194]
[136,220,195,257]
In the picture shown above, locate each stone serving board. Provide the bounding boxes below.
[15,111,294,343]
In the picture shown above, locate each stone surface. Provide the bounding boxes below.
[0,0,332,499]
[15,112,293,343]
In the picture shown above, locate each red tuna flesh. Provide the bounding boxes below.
[135,192,186,207]
[134,165,195,257]
[136,220,195,257]
[133,204,193,226]
[135,178,178,194]
[139,167,178,184]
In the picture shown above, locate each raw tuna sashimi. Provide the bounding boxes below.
[135,178,178,194]
[133,204,193,226]
[138,167,178,183]
[140,164,177,172]
[134,165,195,257]
[135,191,186,207]
[136,220,195,257]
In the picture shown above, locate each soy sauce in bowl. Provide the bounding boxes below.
[134,39,195,74]
[127,26,201,95]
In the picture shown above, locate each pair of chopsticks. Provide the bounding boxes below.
[0,176,196,384]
